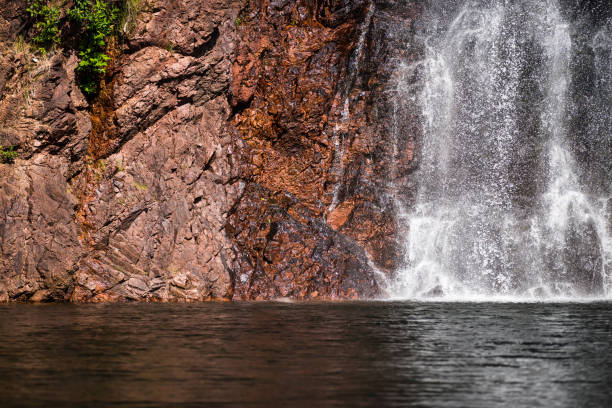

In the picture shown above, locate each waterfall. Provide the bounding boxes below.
[391,0,611,300]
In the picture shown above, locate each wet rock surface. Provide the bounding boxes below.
[229,0,422,297]
[0,0,420,302]
[227,183,380,300]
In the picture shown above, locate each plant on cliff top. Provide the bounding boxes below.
[27,0,62,50]
[27,0,120,96]
[68,0,120,96]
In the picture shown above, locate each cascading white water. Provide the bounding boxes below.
[391,0,611,300]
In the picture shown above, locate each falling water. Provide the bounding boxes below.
[392,0,611,300]
[328,2,375,214]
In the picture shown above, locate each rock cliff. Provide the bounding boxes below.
[0,0,420,302]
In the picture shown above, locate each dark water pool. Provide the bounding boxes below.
[1,301,611,407]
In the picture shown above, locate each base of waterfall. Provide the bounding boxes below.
[385,294,612,303]
[386,281,612,303]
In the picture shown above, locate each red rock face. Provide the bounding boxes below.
[229,1,385,300]
[0,24,90,301]
[228,0,423,299]
[0,0,421,302]
[70,0,247,302]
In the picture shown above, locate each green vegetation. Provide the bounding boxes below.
[28,0,121,96]
[13,35,32,54]
[133,181,148,191]
[235,11,249,27]
[0,144,18,164]
[96,158,106,172]
[27,0,62,50]
[68,0,120,96]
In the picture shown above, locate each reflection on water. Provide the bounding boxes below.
[0,302,611,407]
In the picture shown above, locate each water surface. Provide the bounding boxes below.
[1,302,611,407]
